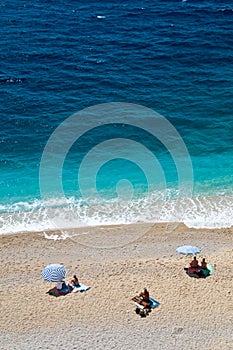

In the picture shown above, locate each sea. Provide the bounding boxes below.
[1,0,233,235]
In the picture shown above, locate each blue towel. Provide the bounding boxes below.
[58,284,73,294]
[149,297,160,309]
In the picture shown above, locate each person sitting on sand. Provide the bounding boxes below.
[188,256,200,275]
[56,280,73,294]
[69,275,80,287]
[140,288,150,302]
[199,258,210,278]
[132,288,151,309]
[190,256,199,268]
[201,258,207,269]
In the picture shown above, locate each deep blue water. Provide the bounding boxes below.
[1,0,233,233]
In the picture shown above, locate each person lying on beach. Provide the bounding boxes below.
[55,275,80,295]
[56,280,67,290]
[48,274,89,297]
[56,280,73,295]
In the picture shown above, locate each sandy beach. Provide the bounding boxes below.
[0,223,232,350]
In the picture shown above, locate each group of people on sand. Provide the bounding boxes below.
[185,256,210,278]
[131,256,211,317]
[49,256,211,313]
[54,275,80,295]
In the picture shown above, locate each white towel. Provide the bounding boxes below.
[72,283,90,293]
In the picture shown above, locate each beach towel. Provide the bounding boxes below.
[185,263,213,278]
[207,263,214,275]
[134,297,160,310]
[47,282,90,297]
[201,263,214,277]
[149,297,160,309]
[71,283,90,293]
[46,287,68,297]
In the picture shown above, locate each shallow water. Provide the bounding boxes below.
[1,1,233,233]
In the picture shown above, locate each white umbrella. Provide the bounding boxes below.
[41,264,67,282]
[176,245,200,255]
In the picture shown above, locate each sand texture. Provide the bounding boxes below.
[0,223,233,349]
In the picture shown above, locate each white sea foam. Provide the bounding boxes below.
[0,192,233,235]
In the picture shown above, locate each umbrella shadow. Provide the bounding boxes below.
[184,268,211,279]
[46,287,70,297]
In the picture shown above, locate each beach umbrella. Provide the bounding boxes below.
[41,264,67,282]
[176,245,200,255]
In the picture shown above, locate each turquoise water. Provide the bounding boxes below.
[1,1,233,233]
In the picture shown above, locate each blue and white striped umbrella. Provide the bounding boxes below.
[41,264,67,282]
[176,245,200,255]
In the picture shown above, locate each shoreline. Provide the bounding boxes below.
[1,223,232,349]
[1,192,233,236]
[1,219,233,237]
